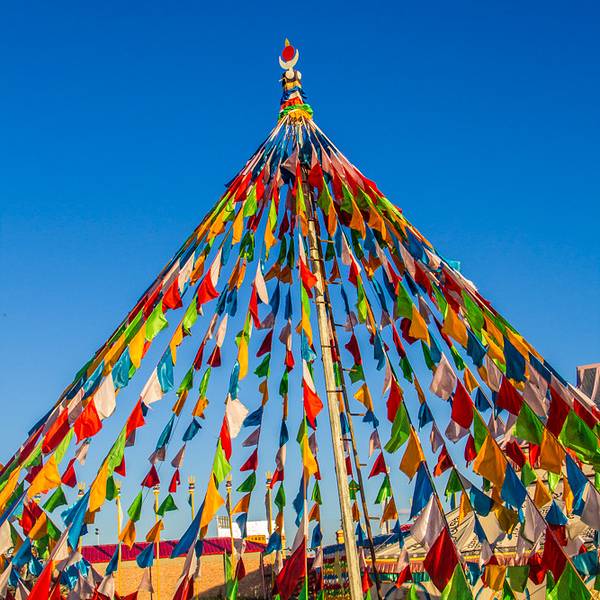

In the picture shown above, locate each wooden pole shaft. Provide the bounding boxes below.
[305,195,363,600]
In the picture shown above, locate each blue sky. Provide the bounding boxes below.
[1,1,599,546]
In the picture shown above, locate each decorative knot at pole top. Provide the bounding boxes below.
[278,40,314,122]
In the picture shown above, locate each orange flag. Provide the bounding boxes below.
[399,429,425,480]
[472,434,506,488]
[200,476,224,529]
[28,455,61,498]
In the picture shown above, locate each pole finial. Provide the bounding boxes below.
[278,41,313,121]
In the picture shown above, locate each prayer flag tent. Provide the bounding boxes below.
[1,43,599,599]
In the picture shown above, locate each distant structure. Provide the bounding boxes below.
[577,363,600,407]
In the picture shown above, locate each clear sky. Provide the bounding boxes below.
[1,1,599,546]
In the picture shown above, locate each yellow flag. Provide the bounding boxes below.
[483,315,504,348]
[482,330,504,363]
[442,307,468,347]
[128,325,146,369]
[103,334,126,373]
[484,564,506,591]
[533,479,552,508]
[28,455,61,498]
[349,200,366,238]
[0,468,21,511]
[232,493,251,514]
[88,460,109,513]
[380,498,398,523]
[232,210,244,245]
[472,435,506,488]
[458,492,472,524]
[353,384,373,411]
[200,476,225,529]
[463,368,479,393]
[399,429,424,480]
[563,475,574,514]
[408,304,430,345]
[264,222,277,255]
[169,325,184,364]
[539,429,564,474]
[193,397,209,418]
[301,435,318,477]
[145,519,164,543]
[119,519,136,548]
[237,335,249,380]
[28,513,48,541]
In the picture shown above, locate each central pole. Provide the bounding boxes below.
[304,170,363,600]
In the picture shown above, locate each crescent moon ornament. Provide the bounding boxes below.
[278,49,299,70]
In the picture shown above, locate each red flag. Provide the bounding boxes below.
[197,275,219,305]
[344,335,362,365]
[547,387,570,436]
[49,581,62,600]
[395,565,412,587]
[464,435,477,465]
[141,465,160,488]
[171,577,193,600]
[74,400,102,442]
[249,286,260,327]
[496,377,523,416]
[61,458,77,488]
[207,346,222,367]
[114,455,126,477]
[368,453,387,478]
[126,401,146,440]
[541,527,566,581]
[162,278,183,310]
[219,419,232,460]
[42,409,70,454]
[423,528,458,591]
[27,559,53,600]
[361,569,372,594]
[527,552,547,584]
[433,446,453,476]
[169,468,181,493]
[386,379,403,423]
[451,380,473,429]
[240,449,258,472]
[505,440,526,468]
[235,557,246,581]
[275,538,306,600]
[256,330,273,357]
[270,468,283,488]
[303,384,323,428]
[300,260,317,292]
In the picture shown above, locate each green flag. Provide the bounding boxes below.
[514,403,543,445]
[274,485,286,511]
[441,565,472,600]
[237,472,256,493]
[559,410,599,465]
[145,301,168,341]
[385,404,410,453]
[127,491,143,522]
[395,284,413,319]
[157,494,178,517]
[311,481,322,505]
[547,564,590,600]
[254,355,271,378]
[375,475,391,504]
[182,299,199,333]
[54,429,73,464]
[213,441,231,484]
[43,486,67,512]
